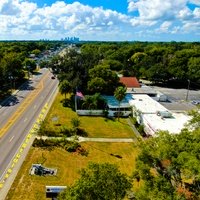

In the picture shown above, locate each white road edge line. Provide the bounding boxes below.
[9,136,14,142]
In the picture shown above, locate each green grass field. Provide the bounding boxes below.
[44,93,136,138]
[6,92,139,200]
[7,143,138,200]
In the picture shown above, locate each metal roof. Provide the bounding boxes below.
[102,94,133,108]
[120,77,140,88]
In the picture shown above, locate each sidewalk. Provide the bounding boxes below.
[78,137,135,142]
[36,135,136,143]
[35,118,141,143]
[126,117,141,138]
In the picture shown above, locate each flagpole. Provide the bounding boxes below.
[75,87,77,111]
[75,95,77,111]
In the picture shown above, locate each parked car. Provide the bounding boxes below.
[191,100,200,105]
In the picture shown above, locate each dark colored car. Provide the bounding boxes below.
[191,100,200,105]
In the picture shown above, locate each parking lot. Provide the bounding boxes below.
[152,86,200,112]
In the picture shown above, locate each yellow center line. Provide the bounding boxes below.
[0,72,49,138]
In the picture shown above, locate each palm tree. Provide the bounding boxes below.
[114,86,127,121]
[59,80,72,100]
[71,117,81,135]
[82,93,100,110]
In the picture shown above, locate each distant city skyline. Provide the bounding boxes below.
[0,0,200,41]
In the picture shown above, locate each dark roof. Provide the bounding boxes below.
[119,77,140,88]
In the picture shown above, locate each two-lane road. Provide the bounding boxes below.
[0,68,58,199]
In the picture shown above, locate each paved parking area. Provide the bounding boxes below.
[152,86,200,111]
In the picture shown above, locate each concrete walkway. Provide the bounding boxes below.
[36,118,141,143]
[126,118,141,138]
[78,137,136,143]
[36,136,136,143]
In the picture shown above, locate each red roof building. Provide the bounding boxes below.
[119,77,140,88]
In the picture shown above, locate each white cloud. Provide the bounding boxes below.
[158,21,172,33]
[0,0,199,41]
[193,7,200,18]
[128,0,179,20]
[177,7,193,20]
[19,1,37,17]
[171,26,181,34]
[189,0,200,6]
[127,0,200,38]
[130,18,157,26]
[0,0,20,15]
[0,0,132,40]
[182,21,200,33]
[127,0,138,12]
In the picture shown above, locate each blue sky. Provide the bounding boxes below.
[0,0,200,41]
[31,0,129,14]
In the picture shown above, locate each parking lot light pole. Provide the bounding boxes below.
[186,79,190,101]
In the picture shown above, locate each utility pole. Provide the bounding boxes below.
[186,79,190,101]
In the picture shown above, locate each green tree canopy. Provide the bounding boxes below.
[188,57,200,81]
[23,58,37,71]
[133,108,200,199]
[31,49,41,56]
[114,86,127,120]
[59,163,132,200]
[59,80,72,100]
[81,93,105,110]
[88,64,119,94]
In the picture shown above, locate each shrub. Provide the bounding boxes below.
[32,138,60,148]
[66,141,80,152]
[103,109,109,117]
[76,128,88,137]
[38,121,61,137]
[60,126,73,137]
[138,125,146,136]
[76,147,89,156]
[130,117,137,125]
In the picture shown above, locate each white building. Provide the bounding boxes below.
[103,95,132,117]
[129,94,190,136]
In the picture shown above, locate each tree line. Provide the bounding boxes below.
[0,41,61,96]
[1,41,199,97]
[51,41,200,98]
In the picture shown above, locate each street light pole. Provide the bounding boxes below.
[186,79,190,101]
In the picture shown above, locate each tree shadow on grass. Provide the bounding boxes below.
[60,99,72,107]
[60,95,76,108]
[104,117,116,122]
[84,143,123,159]
[119,120,131,127]
[110,153,123,159]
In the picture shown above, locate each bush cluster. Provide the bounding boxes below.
[33,138,81,153]
[130,117,146,137]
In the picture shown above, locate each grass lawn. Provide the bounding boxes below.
[7,143,138,200]
[7,92,139,200]
[44,92,136,138]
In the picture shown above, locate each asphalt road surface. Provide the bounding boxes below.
[0,68,58,199]
[152,86,199,111]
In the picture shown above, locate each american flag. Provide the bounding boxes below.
[76,91,84,99]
